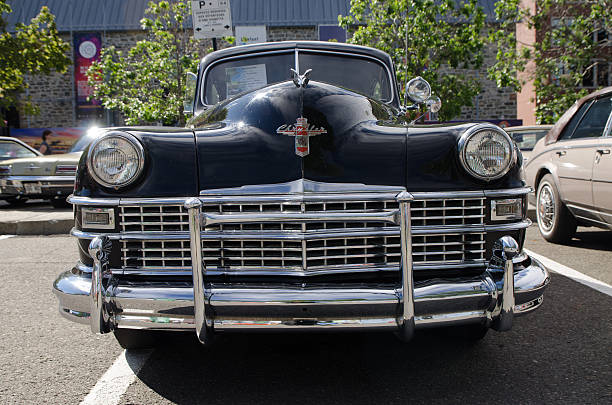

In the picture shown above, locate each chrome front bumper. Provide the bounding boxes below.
[0,175,74,197]
[53,191,549,342]
[53,256,549,332]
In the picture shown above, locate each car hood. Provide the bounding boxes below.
[2,152,82,176]
[191,80,408,191]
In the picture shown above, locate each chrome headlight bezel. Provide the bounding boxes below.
[458,124,516,181]
[87,131,145,189]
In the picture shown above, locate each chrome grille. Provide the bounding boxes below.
[120,205,189,232]
[118,196,486,272]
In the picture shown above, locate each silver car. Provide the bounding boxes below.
[525,87,612,242]
[505,125,553,163]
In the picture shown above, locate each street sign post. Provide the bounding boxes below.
[191,0,232,41]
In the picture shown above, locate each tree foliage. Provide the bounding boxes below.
[0,0,70,123]
[339,0,487,120]
[87,0,204,126]
[490,0,612,123]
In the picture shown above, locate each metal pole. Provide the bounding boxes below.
[212,37,218,51]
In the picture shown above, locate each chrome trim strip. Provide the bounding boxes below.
[213,318,398,330]
[71,220,529,241]
[4,175,75,182]
[484,187,532,197]
[410,190,485,199]
[68,187,534,207]
[414,310,487,327]
[200,179,405,196]
[484,219,531,232]
[118,260,487,277]
[68,195,120,206]
[202,210,399,226]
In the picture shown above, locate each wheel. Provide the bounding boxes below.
[49,197,70,209]
[536,174,576,243]
[4,197,27,207]
[113,329,161,350]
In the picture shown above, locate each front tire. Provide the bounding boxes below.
[113,329,160,350]
[536,174,576,243]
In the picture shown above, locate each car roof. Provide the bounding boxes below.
[199,41,395,74]
[546,86,612,144]
[505,125,553,132]
[0,136,42,156]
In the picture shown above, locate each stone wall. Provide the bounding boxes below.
[454,44,517,121]
[18,34,74,128]
[18,26,515,128]
[267,26,317,42]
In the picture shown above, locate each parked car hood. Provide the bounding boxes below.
[2,152,82,176]
[191,80,408,191]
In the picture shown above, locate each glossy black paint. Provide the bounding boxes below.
[73,43,524,199]
[75,128,198,198]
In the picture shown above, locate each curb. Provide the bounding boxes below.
[0,218,73,235]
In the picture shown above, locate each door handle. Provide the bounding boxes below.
[555,150,566,156]
[596,149,611,155]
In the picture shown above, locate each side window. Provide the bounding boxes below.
[567,96,612,140]
[559,101,592,140]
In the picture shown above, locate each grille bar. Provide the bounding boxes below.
[119,195,487,272]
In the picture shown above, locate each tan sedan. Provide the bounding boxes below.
[525,86,612,243]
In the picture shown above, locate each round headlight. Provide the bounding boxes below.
[459,125,515,181]
[406,76,432,103]
[87,131,144,188]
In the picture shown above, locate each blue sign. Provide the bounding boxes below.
[318,25,346,42]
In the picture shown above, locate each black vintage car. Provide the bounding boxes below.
[53,41,549,349]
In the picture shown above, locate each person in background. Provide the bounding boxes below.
[39,129,53,155]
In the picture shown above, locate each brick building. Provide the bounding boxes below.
[6,0,517,130]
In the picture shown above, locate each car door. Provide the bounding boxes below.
[592,98,612,226]
[554,99,602,217]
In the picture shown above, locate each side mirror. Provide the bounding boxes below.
[425,95,442,113]
[184,72,197,116]
[405,76,431,105]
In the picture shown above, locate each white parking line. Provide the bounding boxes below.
[80,349,152,405]
[0,235,15,241]
[525,248,612,297]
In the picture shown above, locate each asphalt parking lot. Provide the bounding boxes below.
[0,226,610,404]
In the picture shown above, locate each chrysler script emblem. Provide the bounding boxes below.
[276,117,327,157]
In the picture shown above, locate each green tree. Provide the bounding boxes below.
[339,0,487,120]
[489,0,612,123]
[87,0,203,126]
[0,0,70,124]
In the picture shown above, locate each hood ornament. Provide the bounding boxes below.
[290,68,312,88]
[276,117,327,157]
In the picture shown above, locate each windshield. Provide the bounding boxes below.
[202,50,393,105]
[0,140,38,159]
[71,132,101,152]
[510,129,549,150]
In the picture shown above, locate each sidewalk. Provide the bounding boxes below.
[0,200,73,235]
